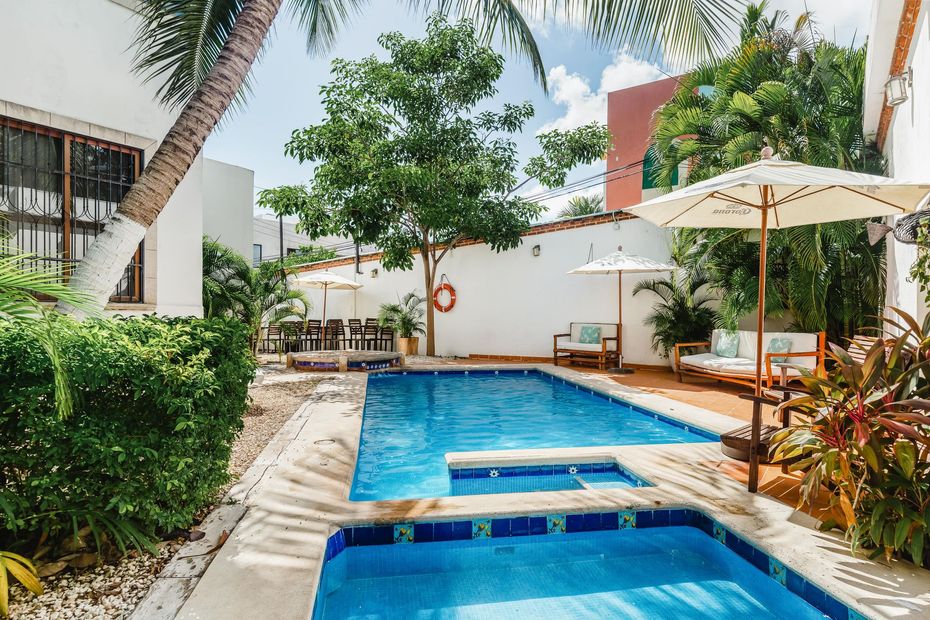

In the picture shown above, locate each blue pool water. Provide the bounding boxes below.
[351,371,714,501]
[313,527,829,619]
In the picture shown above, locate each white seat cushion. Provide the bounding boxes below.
[558,341,606,352]
[680,353,805,377]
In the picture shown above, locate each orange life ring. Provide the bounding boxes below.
[433,282,456,313]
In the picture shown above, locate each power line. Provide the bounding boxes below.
[521,160,647,202]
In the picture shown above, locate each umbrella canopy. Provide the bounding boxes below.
[293,271,363,290]
[625,158,930,229]
[624,150,930,492]
[569,251,675,275]
[292,271,362,331]
[569,251,675,363]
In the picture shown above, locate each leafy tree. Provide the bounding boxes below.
[60,0,742,316]
[632,272,718,358]
[281,244,339,268]
[557,194,603,219]
[648,1,885,341]
[263,16,611,354]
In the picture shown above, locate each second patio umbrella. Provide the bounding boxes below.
[624,149,930,491]
[293,271,362,328]
[569,250,675,371]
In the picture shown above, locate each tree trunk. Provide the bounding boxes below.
[57,0,282,317]
[421,250,436,356]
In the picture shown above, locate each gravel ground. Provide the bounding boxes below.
[7,373,322,620]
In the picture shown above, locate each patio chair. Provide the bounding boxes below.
[262,325,282,353]
[363,319,380,351]
[347,319,364,350]
[303,320,323,351]
[552,322,619,370]
[325,319,348,350]
[379,326,395,352]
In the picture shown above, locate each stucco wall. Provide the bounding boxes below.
[605,77,679,211]
[0,0,204,316]
[203,159,255,260]
[866,0,930,324]
[297,218,676,366]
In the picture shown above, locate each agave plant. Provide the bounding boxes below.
[377,292,426,339]
[771,308,930,566]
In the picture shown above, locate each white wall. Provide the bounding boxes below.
[0,0,203,316]
[865,0,930,325]
[298,218,675,366]
[203,158,255,259]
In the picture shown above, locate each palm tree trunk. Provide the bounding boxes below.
[57,0,282,317]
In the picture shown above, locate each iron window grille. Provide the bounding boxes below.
[0,116,144,302]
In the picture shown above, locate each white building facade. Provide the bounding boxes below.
[0,0,253,317]
[864,0,930,323]
[295,213,675,367]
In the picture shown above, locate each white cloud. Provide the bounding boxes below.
[538,53,665,133]
[764,0,871,46]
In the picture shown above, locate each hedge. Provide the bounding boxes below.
[0,315,255,547]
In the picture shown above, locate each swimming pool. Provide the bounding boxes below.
[350,370,715,501]
[313,515,846,619]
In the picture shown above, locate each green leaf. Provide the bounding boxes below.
[894,441,917,479]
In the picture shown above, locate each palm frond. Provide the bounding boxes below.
[287,0,367,56]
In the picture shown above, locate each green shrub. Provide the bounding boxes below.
[0,315,255,548]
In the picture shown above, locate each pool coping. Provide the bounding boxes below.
[175,364,930,620]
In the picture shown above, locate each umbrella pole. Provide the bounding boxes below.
[748,190,771,493]
[608,271,633,374]
[322,284,329,349]
[618,271,623,358]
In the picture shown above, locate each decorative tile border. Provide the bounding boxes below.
[325,508,863,620]
[369,368,719,441]
[448,461,651,488]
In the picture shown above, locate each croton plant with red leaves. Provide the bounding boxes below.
[772,308,930,566]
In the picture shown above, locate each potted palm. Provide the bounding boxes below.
[378,292,426,356]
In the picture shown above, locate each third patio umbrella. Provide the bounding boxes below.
[624,148,930,491]
[569,250,675,372]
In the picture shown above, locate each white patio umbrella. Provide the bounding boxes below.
[292,271,362,327]
[569,250,675,370]
[624,149,930,491]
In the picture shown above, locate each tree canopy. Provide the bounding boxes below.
[261,15,610,353]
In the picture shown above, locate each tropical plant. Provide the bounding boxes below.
[649,1,885,341]
[0,551,41,617]
[557,194,603,219]
[378,292,427,339]
[261,16,611,355]
[239,262,309,354]
[771,308,930,566]
[202,236,252,318]
[632,271,718,358]
[57,0,743,317]
[201,238,309,351]
[908,221,930,307]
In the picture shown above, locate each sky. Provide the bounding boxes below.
[203,0,873,221]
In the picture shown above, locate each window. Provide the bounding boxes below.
[286,247,298,255]
[253,243,262,265]
[641,148,677,190]
[0,116,144,302]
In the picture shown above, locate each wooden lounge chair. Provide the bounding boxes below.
[553,322,619,370]
[674,329,826,389]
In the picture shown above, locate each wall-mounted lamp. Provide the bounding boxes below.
[532,244,541,257]
[370,268,379,278]
[885,67,913,107]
